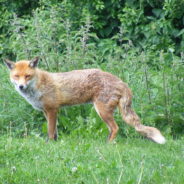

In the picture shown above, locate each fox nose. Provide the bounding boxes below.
[19,85,24,90]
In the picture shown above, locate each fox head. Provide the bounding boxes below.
[4,57,39,91]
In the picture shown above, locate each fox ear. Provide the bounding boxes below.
[4,59,15,70]
[29,57,39,68]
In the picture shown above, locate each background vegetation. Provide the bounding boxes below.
[0,0,184,183]
[0,0,183,138]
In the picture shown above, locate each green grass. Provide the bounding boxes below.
[0,135,184,184]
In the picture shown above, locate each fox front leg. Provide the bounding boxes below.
[44,109,58,141]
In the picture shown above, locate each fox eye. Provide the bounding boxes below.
[14,75,19,78]
[25,75,31,79]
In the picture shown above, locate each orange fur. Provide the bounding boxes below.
[4,58,166,144]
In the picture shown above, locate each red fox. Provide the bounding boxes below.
[4,57,166,144]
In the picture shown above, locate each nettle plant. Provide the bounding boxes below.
[9,6,98,71]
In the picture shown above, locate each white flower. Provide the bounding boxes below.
[71,166,78,173]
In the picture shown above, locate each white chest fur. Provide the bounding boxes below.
[15,85,43,111]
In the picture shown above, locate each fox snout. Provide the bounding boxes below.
[19,85,24,90]
[10,73,34,91]
[18,84,26,90]
[12,80,29,91]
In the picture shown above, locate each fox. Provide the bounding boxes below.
[4,57,166,144]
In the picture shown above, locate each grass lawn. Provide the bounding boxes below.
[0,135,184,184]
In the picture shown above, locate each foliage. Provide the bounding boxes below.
[118,0,184,52]
[1,0,184,58]
[0,0,184,138]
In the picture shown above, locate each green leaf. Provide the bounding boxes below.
[152,9,162,18]
[176,29,184,37]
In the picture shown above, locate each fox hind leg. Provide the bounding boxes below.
[94,101,119,142]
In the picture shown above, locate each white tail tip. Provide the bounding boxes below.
[151,134,166,144]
